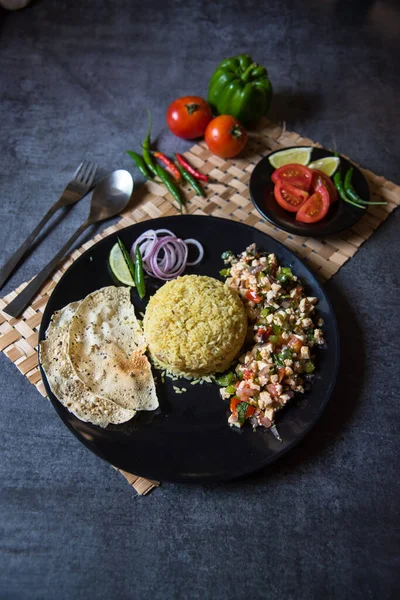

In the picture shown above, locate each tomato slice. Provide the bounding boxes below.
[310,170,338,204]
[271,164,313,191]
[245,290,262,303]
[296,184,330,223]
[245,405,256,418]
[274,181,309,213]
[229,398,254,419]
[230,397,241,413]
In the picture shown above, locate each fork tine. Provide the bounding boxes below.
[72,160,87,181]
[85,162,98,187]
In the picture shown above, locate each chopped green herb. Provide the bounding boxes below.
[304,361,315,373]
[273,347,292,366]
[219,268,231,277]
[272,324,281,335]
[236,402,248,425]
[221,250,233,260]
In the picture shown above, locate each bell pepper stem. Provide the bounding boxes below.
[241,62,257,82]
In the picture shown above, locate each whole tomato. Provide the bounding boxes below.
[204,115,247,158]
[166,96,212,139]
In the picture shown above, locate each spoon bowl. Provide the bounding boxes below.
[89,170,133,222]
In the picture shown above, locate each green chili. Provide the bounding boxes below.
[215,372,234,387]
[333,171,365,209]
[344,167,387,206]
[154,164,184,213]
[117,238,136,282]
[276,267,293,283]
[225,385,237,395]
[134,245,146,299]
[126,150,153,179]
[141,110,158,176]
[176,161,206,197]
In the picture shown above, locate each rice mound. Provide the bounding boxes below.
[143,275,247,377]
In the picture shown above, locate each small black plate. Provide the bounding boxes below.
[250,147,368,237]
[38,215,340,483]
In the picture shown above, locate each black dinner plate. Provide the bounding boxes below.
[250,147,368,237]
[38,215,340,483]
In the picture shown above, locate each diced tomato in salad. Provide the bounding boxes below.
[245,290,262,303]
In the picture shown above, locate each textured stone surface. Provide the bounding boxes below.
[0,1,399,599]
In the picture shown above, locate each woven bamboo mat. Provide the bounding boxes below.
[1,119,399,495]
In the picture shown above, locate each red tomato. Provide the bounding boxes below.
[230,397,241,413]
[257,326,272,343]
[166,96,212,139]
[204,115,247,158]
[245,290,262,303]
[274,180,309,213]
[271,164,312,191]
[296,184,330,223]
[310,170,338,204]
[245,405,256,418]
[288,336,304,353]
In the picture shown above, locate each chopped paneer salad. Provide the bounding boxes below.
[217,244,325,433]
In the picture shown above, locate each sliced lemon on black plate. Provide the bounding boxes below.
[109,241,135,287]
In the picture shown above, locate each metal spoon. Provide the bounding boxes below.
[4,169,133,318]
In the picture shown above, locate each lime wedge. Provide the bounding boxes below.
[268,147,312,169]
[308,156,340,177]
[109,242,135,287]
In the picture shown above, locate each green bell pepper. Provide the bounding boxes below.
[208,54,273,128]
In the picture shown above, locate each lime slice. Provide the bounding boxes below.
[308,156,340,177]
[109,242,135,287]
[268,147,312,169]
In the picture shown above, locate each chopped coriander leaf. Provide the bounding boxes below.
[273,347,292,366]
[219,268,231,277]
[304,361,315,373]
[221,250,233,260]
[261,307,273,318]
[236,402,248,425]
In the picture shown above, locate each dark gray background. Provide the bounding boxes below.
[1,1,399,598]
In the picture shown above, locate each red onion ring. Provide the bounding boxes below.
[130,228,204,281]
